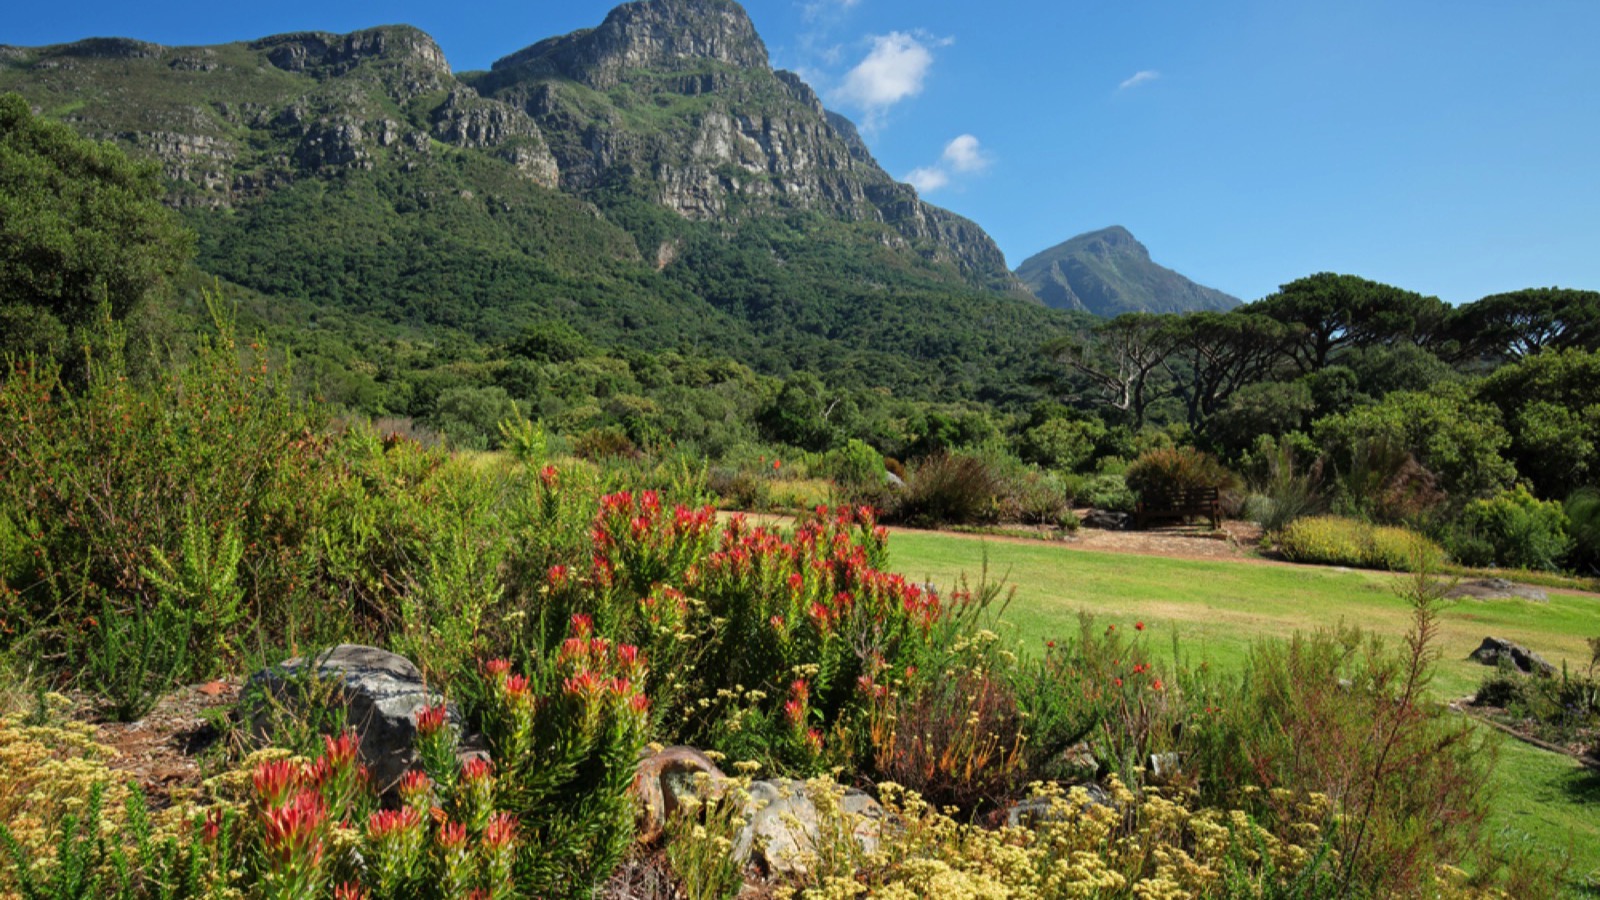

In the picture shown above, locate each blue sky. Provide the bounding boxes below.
[10,0,1599,303]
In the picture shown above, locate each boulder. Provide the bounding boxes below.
[633,746,728,843]
[734,779,885,875]
[242,644,451,792]
[1468,637,1556,677]
[1081,509,1130,531]
[1005,782,1115,828]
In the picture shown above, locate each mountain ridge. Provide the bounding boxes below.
[0,0,1072,407]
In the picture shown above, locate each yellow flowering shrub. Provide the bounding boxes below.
[774,779,1510,900]
[0,706,137,870]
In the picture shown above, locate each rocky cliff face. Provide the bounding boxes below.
[0,0,1017,291]
[469,0,1018,290]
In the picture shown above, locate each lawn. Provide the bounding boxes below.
[888,529,1600,888]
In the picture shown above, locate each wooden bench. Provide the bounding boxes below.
[1134,486,1222,530]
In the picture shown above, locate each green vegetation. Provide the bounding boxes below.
[0,93,192,362]
[886,528,1600,881]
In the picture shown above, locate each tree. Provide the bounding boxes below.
[1313,383,1515,504]
[1478,349,1600,498]
[1042,313,1176,430]
[0,93,192,359]
[1159,312,1299,432]
[1248,273,1449,372]
[1446,287,1600,362]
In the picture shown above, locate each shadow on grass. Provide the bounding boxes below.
[1562,763,1600,805]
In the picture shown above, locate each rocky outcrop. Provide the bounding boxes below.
[486,0,768,90]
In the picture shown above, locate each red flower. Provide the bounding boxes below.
[1114,677,1124,687]
[397,770,431,803]
[437,820,469,850]
[1135,621,1145,631]
[260,789,327,867]
[773,459,782,471]
[252,759,301,809]
[461,757,493,784]
[1150,679,1164,692]
[483,813,517,849]
[414,703,449,738]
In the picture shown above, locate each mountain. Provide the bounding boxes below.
[1015,226,1241,316]
[0,0,1059,406]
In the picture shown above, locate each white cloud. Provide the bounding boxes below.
[904,135,991,195]
[904,166,950,193]
[941,134,989,173]
[1118,69,1161,91]
[831,32,943,117]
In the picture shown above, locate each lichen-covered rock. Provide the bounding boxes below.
[734,779,885,875]
[242,644,450,792]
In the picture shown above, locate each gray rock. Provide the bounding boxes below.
[734,779,885,875]
[1468,637,1556,677]
[1081,509,1130,531]
[1447,578,1548,603]
[243,644,451,792]
[1005,782,1115,828]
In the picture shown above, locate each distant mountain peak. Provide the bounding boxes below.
[1015,226,1240,316]
[489,0,767,89]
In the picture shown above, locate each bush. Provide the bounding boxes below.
[1241,434,1325,534]
[819,438,885,487]
[889,452,1004,527]
[1568,488,1600,574]
[1076,473,1136,513]
[865,631,1028,815]
[1124,446,1237,503]
[1179,575,1499,897]
[1018,416,1103,472]
[1447,486,1571,571]
[1278,516,1446,571]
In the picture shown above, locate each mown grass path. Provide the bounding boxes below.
[886,528,1600,885]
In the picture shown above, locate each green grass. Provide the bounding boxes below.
[888,529,1600,887]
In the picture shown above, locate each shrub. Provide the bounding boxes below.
[1018,416,1103,472]
[1179,573,1499,897]
[1446,486,1571,571]
[865,630,1028,815]
[1568,488,1600,574]
[819,438,885,487]
[889,452,1004,527]
[1277,516,1446,572]
[1016,614,1177,788]
[1077,473,1137,512]
[573,426,640,461]
[1124,446,1237,503]
[1242,435,1325,534]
